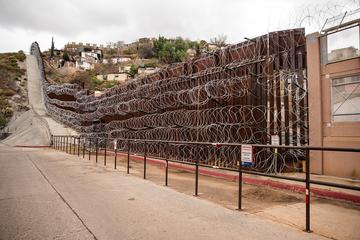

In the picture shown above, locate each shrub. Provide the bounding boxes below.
[16,51,26,62]
[105,80,117,88]
[129,65,138,78]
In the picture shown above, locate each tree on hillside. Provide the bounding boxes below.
[50,37,55,58]
[153,36,198,63]
[138,43,154,59]
[210,34,227,47]
[63,51,70,62]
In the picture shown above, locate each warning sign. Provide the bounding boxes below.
[241,145,253,165]
[271,135,280,146]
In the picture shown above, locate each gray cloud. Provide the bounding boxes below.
[0,0,358,52]
[0,0,128,35]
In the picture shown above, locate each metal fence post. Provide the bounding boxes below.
[305,149,311,232]
[95,138,98,163]
[88,138,91,161]
[144,141,147,179]
[165,143,169,186]
[195,158,199,196]
[77,137,80,157]
[127,140,130,174]
[82,137,85,158]
[114,146,117,169]
[66,136,69,153]
[237,145,243,210]
[104,138,107,166]
[73,137,76,155]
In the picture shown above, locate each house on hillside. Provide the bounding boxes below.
[137,67,159,76]
[96,73,128,82]
[76,49,102,70]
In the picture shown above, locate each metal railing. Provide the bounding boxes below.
[50,135,360,233]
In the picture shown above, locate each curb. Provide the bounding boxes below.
[15,145,51,148]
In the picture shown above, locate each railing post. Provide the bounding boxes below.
[195,158,199,196]
[77,137,80,157]
[127,140,130,174]
[73,137,76,155]
[69,136,72,154]
[143,141,147,179]
[305,149,311,232]
[114,140,117,169]
[165,143,169,186]
[95,138,98,163]
[104,138,107,166]
[66,136,69,153]
[237,145,243,210]
[88,138,91,161]
[82,137,85,158]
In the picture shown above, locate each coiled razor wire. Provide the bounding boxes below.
[30,29,308,174]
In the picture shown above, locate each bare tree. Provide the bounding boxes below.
[210,34,227,47]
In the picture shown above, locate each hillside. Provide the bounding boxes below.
[0,51,28,131]
[43,36,216,93]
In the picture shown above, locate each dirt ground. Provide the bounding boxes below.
[66,146,360,240]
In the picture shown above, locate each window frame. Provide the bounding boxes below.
[331,74,360,122]
[320,23,360,64]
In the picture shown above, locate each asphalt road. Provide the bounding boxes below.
[0,146,326,240]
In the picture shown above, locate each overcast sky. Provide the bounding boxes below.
[0,0,358,52]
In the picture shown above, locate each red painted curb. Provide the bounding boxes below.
[15,145,51,148]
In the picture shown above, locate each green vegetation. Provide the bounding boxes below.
[0,97,13,129]
[105,80,117,89]
[153,36,199,64]
[129,64,138,78]
[0,51,26,129]
[63,51,70,61]
[50,37,55,58]
[123,48,136,55]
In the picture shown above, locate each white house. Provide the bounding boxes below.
[96,73,128,82]
[138,67,159,76]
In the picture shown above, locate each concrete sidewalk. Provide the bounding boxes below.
[0,145,326,240]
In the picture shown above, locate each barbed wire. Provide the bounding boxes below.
[31,28,308,174]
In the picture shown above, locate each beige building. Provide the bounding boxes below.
[307,17,360,178]
[96,73,128,82]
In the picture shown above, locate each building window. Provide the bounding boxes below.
[332,75,360,122]
[321,25,360,64]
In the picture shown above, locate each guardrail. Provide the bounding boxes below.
[50,135,360,233]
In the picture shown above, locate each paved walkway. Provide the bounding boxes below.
[0,145,326,240]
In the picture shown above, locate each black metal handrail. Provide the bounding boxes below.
[50,135,360,233]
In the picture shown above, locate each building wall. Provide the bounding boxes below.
[307,32,360,178]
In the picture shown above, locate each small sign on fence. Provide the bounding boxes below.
[241,145,253,166]
[113,139,117,150]
[271,135,280,146]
